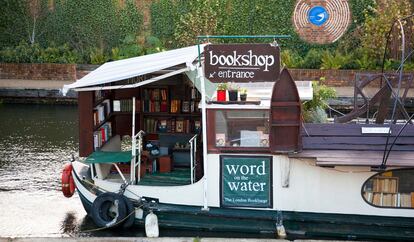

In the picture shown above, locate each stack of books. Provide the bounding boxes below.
[93,100,111,127]
[93,122,112,150]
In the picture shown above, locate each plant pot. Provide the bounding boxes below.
[228,90,238,101]
[240,93,247,101]
[217,90,227,102]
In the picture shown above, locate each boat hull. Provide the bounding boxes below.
[73,165,414,240]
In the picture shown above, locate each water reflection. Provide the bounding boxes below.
[0,104,84,237]
[0,104,146,238]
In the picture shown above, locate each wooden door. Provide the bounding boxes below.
[270,68,302,153]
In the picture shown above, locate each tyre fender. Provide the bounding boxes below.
[91,192,127,228]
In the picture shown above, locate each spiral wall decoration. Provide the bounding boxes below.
[293,0,351,44]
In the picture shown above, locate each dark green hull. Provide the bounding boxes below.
[78,191,414,240]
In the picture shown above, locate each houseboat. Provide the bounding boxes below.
[61,42,414,240]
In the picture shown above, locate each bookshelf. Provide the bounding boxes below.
[141,85,201,135]
[78,78,202,157]
[92,96,113,151]
[363,176,414,208]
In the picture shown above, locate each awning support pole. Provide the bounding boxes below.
[198,42,209,211]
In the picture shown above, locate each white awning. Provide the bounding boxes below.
[62,44,206,94]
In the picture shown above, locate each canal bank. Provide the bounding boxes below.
[1,63,414,110]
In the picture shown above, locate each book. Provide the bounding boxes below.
[383,194,392,206]
[261,133,269,147]
[160,101,168,112]
[364,192,373,203]
[113,100,121,112]
[159,120,167,132]
[170,100,181,113]
[372,193,382,206]
[182,101,190,113]
[176,120,184,133]
[412,192,414,208]
[216,133,226,147]
[401,193,411,207]
[194,120,201,133]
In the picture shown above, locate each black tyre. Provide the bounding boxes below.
[121,195,135,228]
[91,192,127,228]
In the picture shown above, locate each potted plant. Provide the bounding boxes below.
[216,83,228,102]
[240,88,248,101]
[227,82,239,101]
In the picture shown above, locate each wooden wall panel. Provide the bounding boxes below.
[78,91,94,157]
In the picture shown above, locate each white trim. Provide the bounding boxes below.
[74,67,189,92]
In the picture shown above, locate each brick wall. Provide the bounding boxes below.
[1,62,414,87]
[0,63,76,80]
[290,69,414,87]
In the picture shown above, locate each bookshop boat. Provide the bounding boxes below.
[61,42,414,240]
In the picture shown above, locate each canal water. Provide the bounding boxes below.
[0,104,148,238]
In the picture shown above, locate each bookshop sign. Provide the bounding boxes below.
[220,155,272,208]
[204,44,280,82]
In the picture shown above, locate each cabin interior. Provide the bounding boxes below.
[78,72,204,186]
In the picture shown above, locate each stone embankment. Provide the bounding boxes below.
[1,63,414,108]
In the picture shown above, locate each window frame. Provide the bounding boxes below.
[207,108,271,154]
[361,168,414,209]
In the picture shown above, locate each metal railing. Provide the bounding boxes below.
[189,134,198,184]
[131,130,145,184]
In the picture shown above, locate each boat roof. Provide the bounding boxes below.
[290,123,414,167]
[62,44,206,94]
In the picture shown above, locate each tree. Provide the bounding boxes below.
[0,0,49,47]
[360,0,412,60]
[46,0,143,60]
[174,0,225,47]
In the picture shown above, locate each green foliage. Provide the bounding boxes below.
[217,83,228,90]
[119,0,144,36]
[174,0,225,47]
[227,82,239,91]
[404,62,414,71]
[43,0,143,61]
[150,0,187,48]
[303,81,336,123]
[111,35,143,60]
[302,49,324,69]
[0,41,78,64]
[281,49,303,68]
[144,36,165,54]
[39,44,79,63]
[150,0,376,54]
[320,51,352,70]
[360,0,412,60]
[0,0,51,48]
[303,106,329,123]
[89,48,108,65]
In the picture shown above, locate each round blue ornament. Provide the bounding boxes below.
[308,6,329,26]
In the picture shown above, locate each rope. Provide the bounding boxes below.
[77,205,143,234]
[82,178,142,202]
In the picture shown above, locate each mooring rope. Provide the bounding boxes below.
[75,205,143,235]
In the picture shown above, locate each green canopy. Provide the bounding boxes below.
[85,151,132,164]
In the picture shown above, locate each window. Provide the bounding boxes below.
[362,169,414,208]
[215,110,269,148]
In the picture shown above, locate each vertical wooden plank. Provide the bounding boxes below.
[270,68,302,153]
[78,91,94,157]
